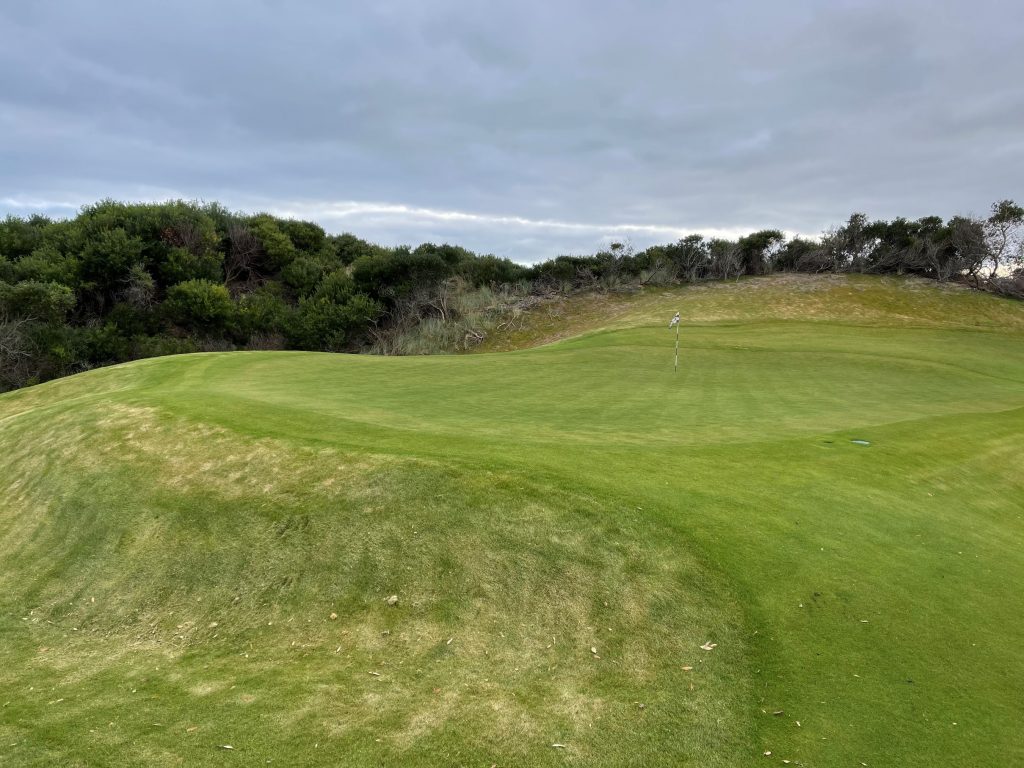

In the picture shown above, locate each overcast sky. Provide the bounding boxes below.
[2,1,1022,262]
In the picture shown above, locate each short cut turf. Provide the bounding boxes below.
[1,274,1023,766]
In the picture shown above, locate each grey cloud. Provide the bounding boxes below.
[1,0,1021,261]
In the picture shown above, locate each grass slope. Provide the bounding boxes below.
[1,275,1023,766]
[478,273,1024,351]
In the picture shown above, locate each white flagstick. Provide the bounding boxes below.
[675,320,679,373]
[669,312,681,373]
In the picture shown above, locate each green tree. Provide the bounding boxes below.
[0,280,75,323]
[985,200,1024,277]
[707,239,742,280]
[289,293,382,351]
[775,237,819,272]
[737,230,786,276]
[235,290,291,342]
[278,219,327,254]
[160,245,223,286]
[248,215,297,273]
[315,270,357,304]
[948,216,989,285]
[282,256,326,297]
[664,235,710,282]
[329,233,385,265]
[352,249,451,299]
[79,227,145,300]
[0,214,50,259]
[458,255,528,286]
[164,279,234,332]
[11,244,79,286]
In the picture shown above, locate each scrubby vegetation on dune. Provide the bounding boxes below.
[2,276,1023,765]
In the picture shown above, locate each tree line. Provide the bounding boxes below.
[1,198,1022,391]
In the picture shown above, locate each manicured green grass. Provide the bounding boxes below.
[1,275,1023,766]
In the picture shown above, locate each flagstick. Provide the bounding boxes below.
[674,321,679,373]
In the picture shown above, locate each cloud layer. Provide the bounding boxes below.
[2,1,1021,261]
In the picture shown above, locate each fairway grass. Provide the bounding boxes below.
[1,275,1023,766]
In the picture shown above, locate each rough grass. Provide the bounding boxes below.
[0,388,748,766]
[1,274,1023,766]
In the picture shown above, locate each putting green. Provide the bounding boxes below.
[1,275,1022,766]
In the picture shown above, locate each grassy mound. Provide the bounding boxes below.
[478,273,1024,351]
[2,275,1023,766]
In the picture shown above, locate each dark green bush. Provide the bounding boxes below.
[314,270,356,304]
[288,293,382,351]
[0,280,75,322]
[235,290,292,340]
[282,256,326,297]
[458,255,528,286]
[352,249,450,298]
[164,279,234,332]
